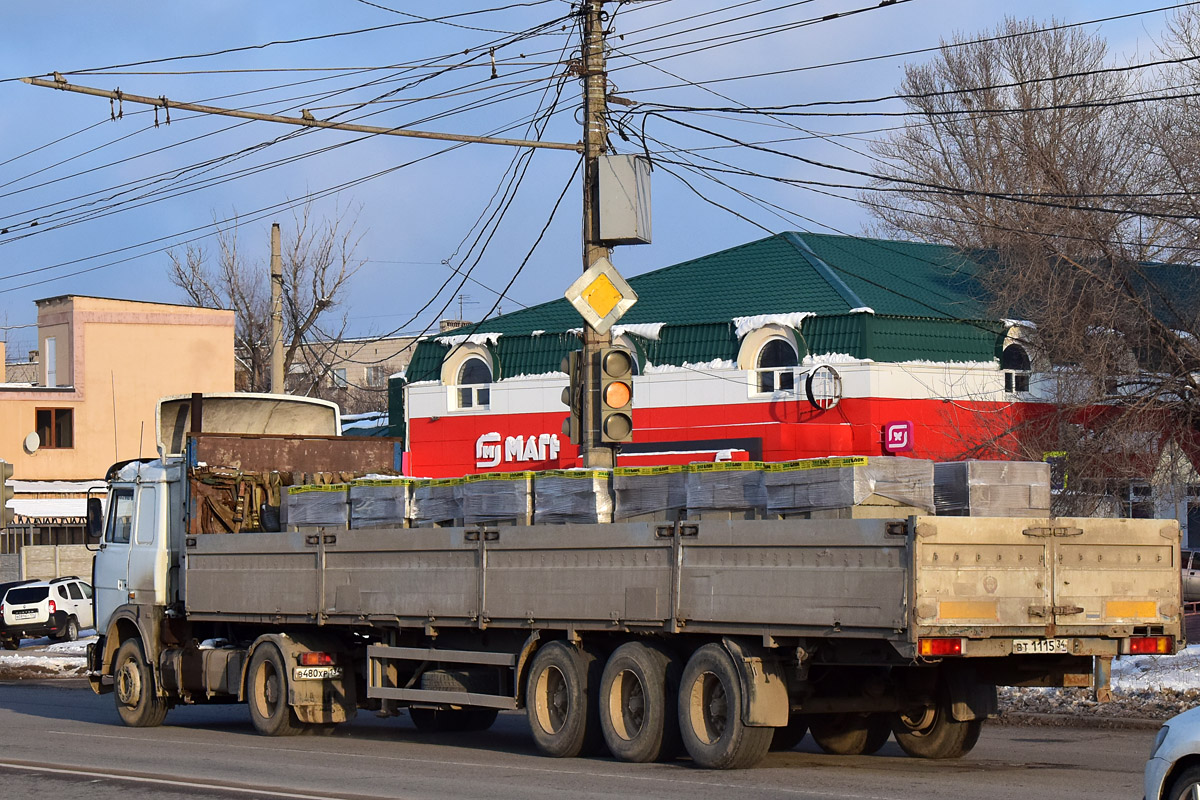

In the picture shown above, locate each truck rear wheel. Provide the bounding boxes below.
[526,641,604,758]
[890,693,982,759]
[599,642,682,763]
[808,713,890,756]
[247,644,303,737]
[113,638,167,728]
[677,643,772,770]
[769,715,809,751]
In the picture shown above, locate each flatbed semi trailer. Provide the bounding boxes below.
[85,395,1183,769]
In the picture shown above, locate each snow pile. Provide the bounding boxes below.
[0,633,95,679]
[1001,645,1200,723]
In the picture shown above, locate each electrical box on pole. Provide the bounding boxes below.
[598,347,634,443]
[0,460,13,528]
[599,155,652,245]
[560,350,583,445]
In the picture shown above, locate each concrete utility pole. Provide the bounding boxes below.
[580,0,613,469]
[270,223,285,394]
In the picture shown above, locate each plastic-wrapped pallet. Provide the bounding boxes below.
[686,462,767,518]
[410,478,463,526]
[349,478,411,529]
[534,470,613,524]
[765,456,935,515]
[461,472,534,525]
[284,484,350,528]
[934,460,1051,517]
[614,465,687,521]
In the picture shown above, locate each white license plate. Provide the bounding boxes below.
[13,609,35,618]
[293,666,343,681]
[1012,638,1070,654]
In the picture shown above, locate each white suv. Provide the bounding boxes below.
[0,577,94,647]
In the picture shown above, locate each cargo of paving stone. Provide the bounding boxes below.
[933,459,1051,517]
[763,456,935,519]
[534,470,613,524]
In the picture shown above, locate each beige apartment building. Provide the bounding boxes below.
[1,295,234,481]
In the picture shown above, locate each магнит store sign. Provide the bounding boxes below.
[476,432,562,468]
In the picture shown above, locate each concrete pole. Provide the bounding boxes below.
[581,0,614,469]
[270,223,285,394]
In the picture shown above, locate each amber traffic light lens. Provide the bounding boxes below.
[603,381,631,408]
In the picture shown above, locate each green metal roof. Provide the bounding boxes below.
[405,232,1000,383]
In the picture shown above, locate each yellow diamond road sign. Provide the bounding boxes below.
[566,257,637,334]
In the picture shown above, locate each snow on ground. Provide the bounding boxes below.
[0,632,95,679]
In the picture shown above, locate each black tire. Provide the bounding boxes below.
[1168,764,1200,800]
[599,642,683,763]
[890,692,982,760]
[1,637,18,651]
[420,668,498,694]
[410,707,499,732]
[247,643,303,736]
[58,617,79,643]
[112,638,168,728]
[525,641,604,758]
[769,715,809,751]
[808,713,891,755]
[677,643,773,770]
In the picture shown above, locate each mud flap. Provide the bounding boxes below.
[722,637,789,727]
[245,634,357,725]
[946,668,997,722]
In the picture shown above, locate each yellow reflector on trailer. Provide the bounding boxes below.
[938,601,998,621]
[1104,601,1157,619]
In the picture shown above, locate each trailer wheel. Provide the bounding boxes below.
[113,638,167,728]
[769,715,809,751]
[890,693,982,759]
[599,642,682,763]
[808,713,890,755]
[410,707,499,732]
[677,643,772,770]
[526,641,604,758]
[247,644,303,737]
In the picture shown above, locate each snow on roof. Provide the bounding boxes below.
[439,331,502,347]
[732,312,813,339]
[11,480,106,494]
[10,497,86,520]
[612,322,665,341]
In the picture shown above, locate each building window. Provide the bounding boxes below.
[367,366,387,387]
[35,408,73,449]
[755,338,799,393]
[456,357,492,409]
[1002,344,1031,393]
[332,368,348,388]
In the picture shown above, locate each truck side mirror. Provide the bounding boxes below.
[86,497,104,540]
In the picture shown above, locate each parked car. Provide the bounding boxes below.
[1184,549,1200,604]
[0,577,93,647]
[0,579,37,650]
[1146,706,1200,800]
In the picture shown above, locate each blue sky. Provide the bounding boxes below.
[0,1,1177,352]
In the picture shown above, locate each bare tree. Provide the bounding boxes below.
[865,16,1200,512]
[168,201,366,398]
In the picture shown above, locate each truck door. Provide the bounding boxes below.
[126,483,166,606]
[94,486,134,633]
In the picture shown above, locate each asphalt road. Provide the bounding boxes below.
[0,680,1156,800]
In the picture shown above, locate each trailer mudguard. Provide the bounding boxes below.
[722,637,789,727]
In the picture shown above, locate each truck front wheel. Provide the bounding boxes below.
[247,644,303,736]
[677,643,772,769]
[113,638,167,728]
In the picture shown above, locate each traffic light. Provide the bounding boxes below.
[560,350,583,445]
[0,460,12,528]
[598,346,634,443]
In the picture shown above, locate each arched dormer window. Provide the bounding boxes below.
[456,357,492,409]
[757,338,799,393]
[1002,344,1031,393]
